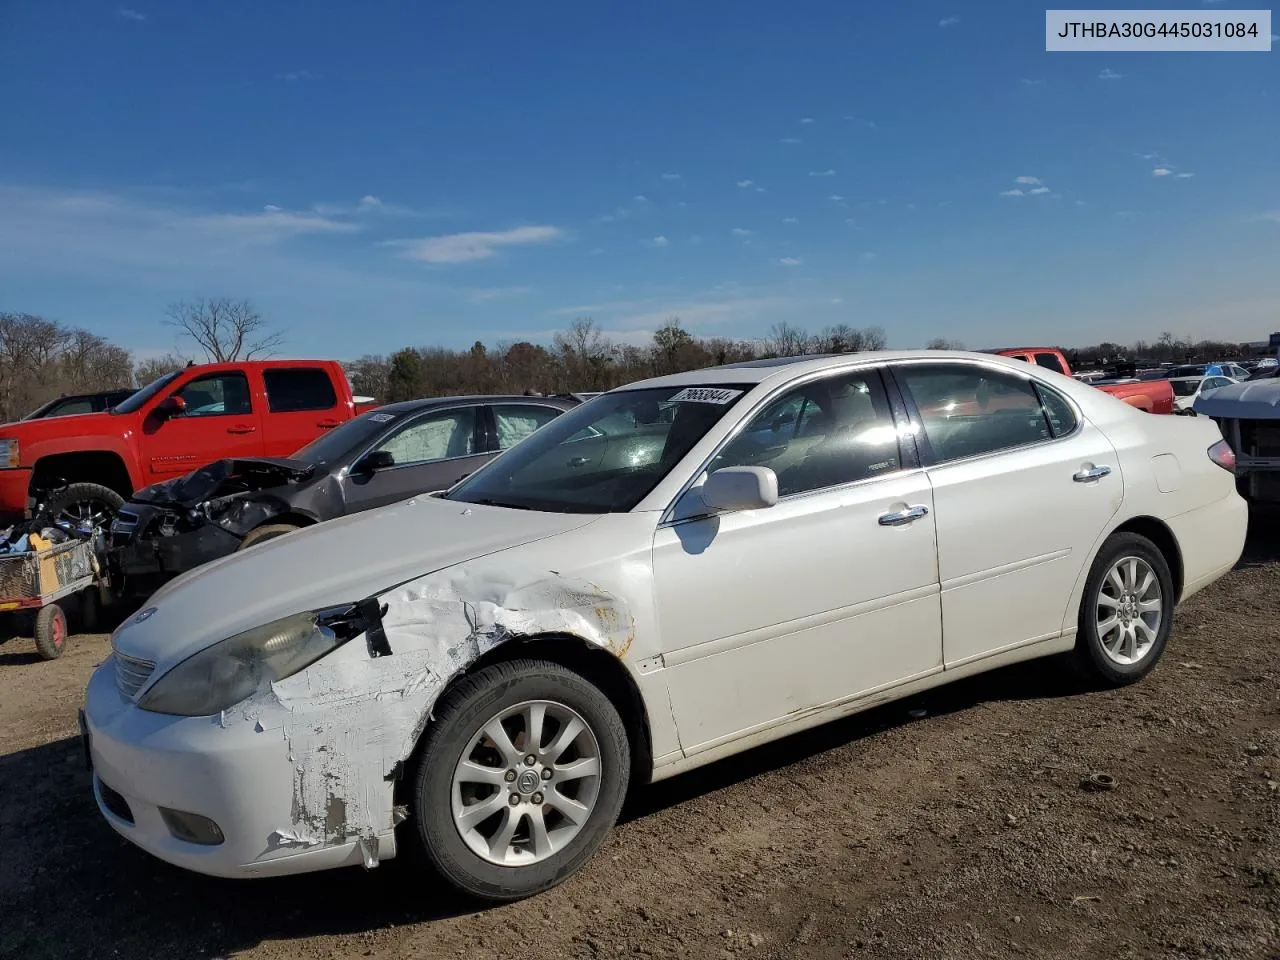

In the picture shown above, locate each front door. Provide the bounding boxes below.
[141,370,265,482]
[652,366,944,754]
[340,405,491,512]
[889,360,1122,667]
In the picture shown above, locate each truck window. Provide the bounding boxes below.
[1033,352,1066,375]
[176,373,253,417]
[264,368,338,413]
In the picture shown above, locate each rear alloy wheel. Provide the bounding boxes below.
[412,659,630,902]
[1073,532,1174,686]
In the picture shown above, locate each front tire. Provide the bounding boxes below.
[237,523,302,550]
[1073,532,1174,687]
[44,483,124,533]
[412,659,630,902]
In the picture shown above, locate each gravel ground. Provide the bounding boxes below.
[1,516,1277,960]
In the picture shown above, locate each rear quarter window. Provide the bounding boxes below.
[264,368,338,413]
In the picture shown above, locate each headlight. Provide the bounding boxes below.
[137,604,369,716]
[0,438,18,469]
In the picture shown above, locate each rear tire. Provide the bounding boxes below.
[1072,532,1174,687]
[34,604,69,660]
[237,523,302,550]
[412,659,630,902]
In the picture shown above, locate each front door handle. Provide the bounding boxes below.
[227,425,257,435]
[878,504,929,526]
[567,456,590,468]
[1073,465,1111,482]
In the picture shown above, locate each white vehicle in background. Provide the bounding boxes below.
[82,350,1247,902]
[1169,373,1239,414]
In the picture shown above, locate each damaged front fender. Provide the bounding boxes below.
[240,566,636,863]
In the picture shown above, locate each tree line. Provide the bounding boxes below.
[1,300,1271,423]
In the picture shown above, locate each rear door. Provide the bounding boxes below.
[261,367,345,456]
[339,404,491,512]
[141,370,264,481]
[888,359,1121,667]
[483,402,569,453]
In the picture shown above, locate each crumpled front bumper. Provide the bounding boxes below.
[81,657,388,878]
[109,509,243,591]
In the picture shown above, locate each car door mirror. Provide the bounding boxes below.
[157,395,187,419]
[354,450,395,474]
[700,466,779,512]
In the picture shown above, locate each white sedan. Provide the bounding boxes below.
[1169,373,1238,413]
[82,351,1247,901]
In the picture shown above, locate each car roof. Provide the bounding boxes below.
[365,394,579,417]
[609,349,1039,391]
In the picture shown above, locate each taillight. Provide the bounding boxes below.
[1208,439,1236,473]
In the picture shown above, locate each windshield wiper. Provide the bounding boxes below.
[464,497,534,511]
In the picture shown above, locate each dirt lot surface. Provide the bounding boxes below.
[2,519,1278,960]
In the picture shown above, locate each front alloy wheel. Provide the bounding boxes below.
[413,659,629,902]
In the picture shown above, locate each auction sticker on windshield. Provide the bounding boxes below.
[668,387,744,404]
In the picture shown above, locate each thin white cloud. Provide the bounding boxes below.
[780,257,802,266]
[860,252,878,261]
[687,234,703,244]
[116,8,146,20]
[1000,189,1025,197]
[809,169,836,177]
[828,194,846,202]
[1152,167,1173,177]
[736,179,754,188]
[1176,172,1195,178]
[1015,176,1042,186]
[1020,78,1045,86]
[1029,187,1051,195]
[938,15,960,27]
[276,70,319,82]
[467,285,534,303]
[1099,68,1124,80]
[660,173,682,181]
[780,137,802,144]
[633,194,650,203]
[829,298,844,305]
[646,235,669,248]
[386,225,562,264]
[731,227,754,237]
[782,217,798,223]
[843,116,878,129]
[799,117,816,124]
[197,207,360,242]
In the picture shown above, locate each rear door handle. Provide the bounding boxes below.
[317,419,342,429]
[1073,465,1111,482]
[878,504,929,526]
[227,425,257,435]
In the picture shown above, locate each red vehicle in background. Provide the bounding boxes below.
[993,347,1174,415]
[0,360,375,525]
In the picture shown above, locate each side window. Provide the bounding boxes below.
[896,363,1053,463]
[50,399,94,417]
[493,404,563,450]
[1033,352,1066,375]
[712,369,901,497]
[175,373,252,417]
[1034,383,1078,438]
[263,368,338,413]
[374,408,477,465]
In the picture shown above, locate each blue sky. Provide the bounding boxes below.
[1,0,1277,360]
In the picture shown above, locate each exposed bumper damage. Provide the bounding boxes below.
[86,566,636,875]
[110,458,334,588]
[1196,376,1280,503]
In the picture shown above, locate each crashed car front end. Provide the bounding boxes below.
[109,458,323,591]
[1194,377,1280,503]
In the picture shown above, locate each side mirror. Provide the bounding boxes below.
[354,450,395,474]
[700,466,779,513]
[157,395,186,418]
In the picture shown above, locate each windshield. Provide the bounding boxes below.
[446,385,752,513]
[292,408,402,465]
[111,371,182,414]
[1170,379,1201,397]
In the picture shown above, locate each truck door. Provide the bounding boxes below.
[260,367,346,457]
[142,370,266,481]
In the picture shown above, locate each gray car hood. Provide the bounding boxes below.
[113,495,601,664]
[1193,378,1280,419]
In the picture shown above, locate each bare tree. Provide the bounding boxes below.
[134,353,190,386]
[164,297,283,362]
[764,322,812,358]
[925,337,966,350]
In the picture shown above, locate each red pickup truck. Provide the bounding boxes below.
[993,347,1174,415]
[0,360,369,524]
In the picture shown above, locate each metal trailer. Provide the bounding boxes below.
[0,539,102,660]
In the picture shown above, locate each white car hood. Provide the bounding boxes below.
[1193,378,1280,419]
[113,495,601,664]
